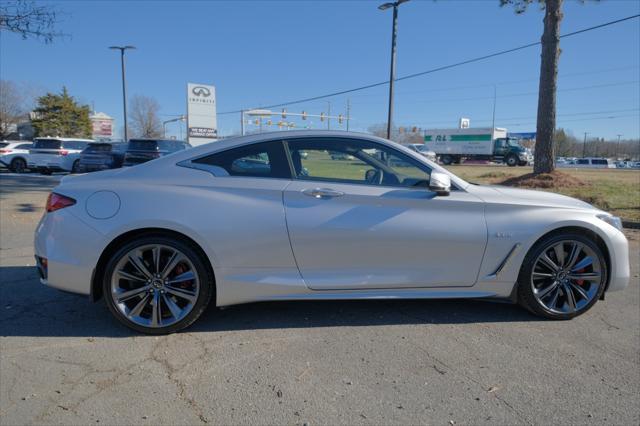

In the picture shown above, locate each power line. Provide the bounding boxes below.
[218,14,640,115]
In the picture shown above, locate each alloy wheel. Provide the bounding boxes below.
[110,244,200,328]
[530,240,603,314]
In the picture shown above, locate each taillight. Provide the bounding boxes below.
[46,192,76,212]
[0,149,12,154]
[60,150,69,156]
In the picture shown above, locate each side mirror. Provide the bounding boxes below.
[429,172,451,196]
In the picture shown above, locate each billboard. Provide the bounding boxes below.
[187,83,217,146]
[90,112,114,139]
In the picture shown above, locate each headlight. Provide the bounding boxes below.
[597,214,623,231]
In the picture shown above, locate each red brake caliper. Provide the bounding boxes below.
[575,268,585,285]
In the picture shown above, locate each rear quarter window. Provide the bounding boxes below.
[33,139,62,149]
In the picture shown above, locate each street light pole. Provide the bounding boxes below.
[616,134,622,158]
[379,0,409,140]
[109,46,135,142]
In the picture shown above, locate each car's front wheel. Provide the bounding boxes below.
[517,233,607,319]
[103,235,214,334]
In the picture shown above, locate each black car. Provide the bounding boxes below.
[123,139,191,166]
[77,142,127,173]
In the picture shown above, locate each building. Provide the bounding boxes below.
[90,112,114,141]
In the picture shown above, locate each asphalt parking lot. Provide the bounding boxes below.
[1,173,639,425]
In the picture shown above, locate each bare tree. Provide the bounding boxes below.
[0,80,26,139]
[129,95,163,139]
[501,0,564,174]
[0,0,66,43]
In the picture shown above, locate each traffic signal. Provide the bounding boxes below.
[302,111,307,120]
[254,119,259,125]
[267,120,272,126]
[320,112,325,122]
[282,109,286,119]
[338,114,343,124]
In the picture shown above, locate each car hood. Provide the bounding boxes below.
[472,185,598,211]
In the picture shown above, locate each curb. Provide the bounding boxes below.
[622,221,640,230]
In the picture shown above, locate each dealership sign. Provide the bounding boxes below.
[187,83,217,146]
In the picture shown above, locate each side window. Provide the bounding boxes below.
[16,144,32,150]
[287,138,431,188]
[64,141,87,150]
[577,159,589,165]
[193,140,291,179]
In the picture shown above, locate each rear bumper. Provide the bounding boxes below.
[34,209,105,296]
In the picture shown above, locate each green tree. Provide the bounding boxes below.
[31,87,92,138]
[501,0,564,174]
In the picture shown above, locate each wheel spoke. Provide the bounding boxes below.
[547,286,561,309]
[117,270,147,283]
[571,256,593,272]
[565,243,582,270]
[161,251,184,279]
[535,281,559,299]
[150,292,161,327]
[162,294,183,319]
[569,282,589,300]
[553,243,565,268]
[116,285,152,303]
[128,294,150,318]
[128,254,152,279]
[568,272,601,282]
[167,270,195,285]
[539,253,560,272]
[563,284,577,312]
[152,247,161,274]
[165,286,197,303]
[533,271,554,278]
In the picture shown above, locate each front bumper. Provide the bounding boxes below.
[34,209,105,296]
[605,227,630,292]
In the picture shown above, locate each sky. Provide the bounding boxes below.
[1,0,639,140]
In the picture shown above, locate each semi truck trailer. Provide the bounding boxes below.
[423,127,533,167]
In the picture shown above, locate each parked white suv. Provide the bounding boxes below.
[0,141,33,173]
[28,138,93,174]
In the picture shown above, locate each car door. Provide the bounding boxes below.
[282,137,487,290]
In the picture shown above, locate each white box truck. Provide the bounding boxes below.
[423,127,533,167]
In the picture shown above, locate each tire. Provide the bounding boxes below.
[103,234,215,334]
[517,232,607,320]
[441,155,453,165]
[506,155,518,167]
[71,160,80,174]
[10,158,26,173]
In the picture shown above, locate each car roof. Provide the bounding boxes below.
[34,137,94,142]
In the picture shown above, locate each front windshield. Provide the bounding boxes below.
[507,138,521,148]
[417,145,429,152]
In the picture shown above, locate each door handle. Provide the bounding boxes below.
[302,188,345,199]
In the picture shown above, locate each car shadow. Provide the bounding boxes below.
[0,266,540,338]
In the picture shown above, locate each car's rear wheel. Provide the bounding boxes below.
[103,235,214,334]
[517,233,607,319]
[71,160,80,173]
[441,155,453,165]
[10,158,26,173]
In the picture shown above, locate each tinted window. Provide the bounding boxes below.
[33,139,62,149]
[157,140,184,151]
[194,141,290,179]
[62,141,89,150]
[128,140,158,151]
[592,159,608,165]
[16,144,32,149]
[287,138,431,188]
[86,143,112,152]
[576,159,589,165]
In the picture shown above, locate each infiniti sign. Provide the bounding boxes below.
[192,86,211,97]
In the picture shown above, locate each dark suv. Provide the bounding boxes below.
[123,139,190,166]
[78,142,127,173]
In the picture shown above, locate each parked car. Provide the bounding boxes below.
[35,131,629,334]
[571,158,616,169]
[0,141,33,173]
[28,138,93,174]
[123,139,191,167]
[406,143,437,162]
[78,142,127,173]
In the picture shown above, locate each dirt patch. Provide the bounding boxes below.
[477,171,509,179]
[498,171,588,189]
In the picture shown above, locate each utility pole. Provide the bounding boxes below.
[491,85,497,130]
[616,134,622,158]
[346,99,351,132]
[327,101,331,130]
[379,0,410,140]
[582,132,589,158]
[109,46,135,142]
[240,110,245,136]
